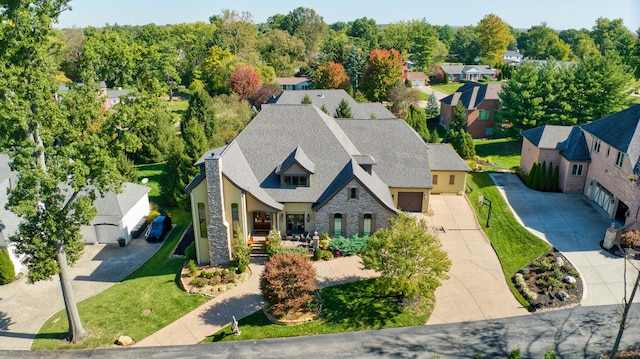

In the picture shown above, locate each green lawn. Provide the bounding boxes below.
[466,172,551,310]
[475,138,522,170]
[166,98,188,122]
[429,83,464,95]
[32,164,210,350]
[204,278,432,343]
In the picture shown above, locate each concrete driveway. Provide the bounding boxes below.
[0,237,163,350]
[420,194,529,324]
[490,172,640,306]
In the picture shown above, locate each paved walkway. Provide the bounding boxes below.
[0,237,163,350]
[422,194,529,324]
[135,256,378,347]
[490,172,640,306]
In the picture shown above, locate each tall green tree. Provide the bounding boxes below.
[361,48,403,102]
[425,92,440,118]
[591,17,636,62]
[450,101,468,132]
[405,104,430,142]
[210,9,259,60]
[477,14,514,65]
[183,83,221,148]
[450,26,481,64]
[344,45,364,90]
[335,98,353,118]
[0,1,124,343]
[347,17,379,54]
[360,213,451,301]
[279,7,328,55]
[258,29,306,76]
[497,62,546,137]
[517,24,571,60]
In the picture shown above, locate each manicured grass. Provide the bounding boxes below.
[475,138,522,170]
[429,83,464,95]
[32,164,209,350]
[204,278,433,342]
[136,163,166,207]
[417,91,430,100]
[466,172,551,310]
[166,98,188,122]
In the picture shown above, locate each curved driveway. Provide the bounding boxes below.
[490,172,640,306]
[420,194,528,324]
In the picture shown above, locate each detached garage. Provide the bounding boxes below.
[397,192,424,212]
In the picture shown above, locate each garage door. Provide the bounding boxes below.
[94,224,121,244]
[398,192,423,212]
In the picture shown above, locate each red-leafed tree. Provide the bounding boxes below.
[260,253,317,316]
[248,83,282,110]
[228,63,261,100]
[361,48,403,102]
[313,61,350,90]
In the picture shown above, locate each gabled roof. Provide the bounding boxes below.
[336,118,433,188]
[312,159,397,212]
[440,64,496,75]
[274,77,309,86]
[93,183,150,217]
[406,72,428,80]
[271,89,395,119]
[276,146,315,174]
[441,82,502,110]
[581,104,640,172]
[426,144,472,172]
[522,125,590,162]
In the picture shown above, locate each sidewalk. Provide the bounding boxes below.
[135,256,377,347]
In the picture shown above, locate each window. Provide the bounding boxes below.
[231,203,239,238]
[333,214,342,236]
[449,175,455,185]
[478,110,489,120]
[572,164,583,176]
[363,214,372,236]
[283,175,309,187]
[485,127,493,136]
[432,175,438,185]
[606,146,610,157]
[197,203,207,238]
[616,151,624,167]
[593,139,601,153]
[350,187,357,199]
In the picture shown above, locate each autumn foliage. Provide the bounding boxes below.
[313,61,350,90]
[361,48,403,102]
[228,63,261,100]
[259,253,318,316]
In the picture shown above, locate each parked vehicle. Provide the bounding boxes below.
[145,215,172,242]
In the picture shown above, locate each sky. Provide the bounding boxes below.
[57,0,640,32]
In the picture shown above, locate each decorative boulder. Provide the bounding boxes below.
[564,275,577,285]
[116,335,135,346]
[557,291,569,301]
[555,256,565,268]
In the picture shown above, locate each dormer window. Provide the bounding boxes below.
[283,175,309,187]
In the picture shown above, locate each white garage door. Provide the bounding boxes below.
[94,224,121,244]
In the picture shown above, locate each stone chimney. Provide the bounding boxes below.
[204,155,231,265]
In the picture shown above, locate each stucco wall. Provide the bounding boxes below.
[316,179,395,237]
[432,171,467,194]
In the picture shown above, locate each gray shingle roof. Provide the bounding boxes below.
[580,105,640,172]
[521,125,574,149]
[426,144,472,171]
[336,118,433,188]
[440,82,502,110]
[276,146,315,174]
[93,182,150,217]
[440,65,496,76]
[560,127,590,162]
[271,90,395,119]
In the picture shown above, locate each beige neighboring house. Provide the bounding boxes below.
[521,105,640,228]
[274,77,311,91]
[185,90,470,265]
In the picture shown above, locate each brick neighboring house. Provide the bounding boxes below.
[274,77,311,91]
[439,82,503,139]
[435,64,497,83]
[401,60,428,87]
[520,105,640,227]
[186,90,470,265]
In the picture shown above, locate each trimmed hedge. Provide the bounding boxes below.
[0,248,15,284]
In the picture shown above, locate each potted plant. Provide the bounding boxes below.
[117,237,126,247]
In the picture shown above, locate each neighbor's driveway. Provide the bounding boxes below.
[490,172,640,306]
[419,194,529,324]
[0,237,163,350]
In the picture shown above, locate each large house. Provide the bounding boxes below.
[269,89,394,119]
[521,105,640,228]
[186,90,470,265]
[0,154,151,272]
[440,82,503,139]
[435,65,497,83]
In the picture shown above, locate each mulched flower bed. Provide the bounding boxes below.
[512,249,583,312]
[180,263,250,297]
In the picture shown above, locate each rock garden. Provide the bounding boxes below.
[512,249,582,311]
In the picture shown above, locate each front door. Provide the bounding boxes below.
[286,213,305,234]
[253,212,272,231]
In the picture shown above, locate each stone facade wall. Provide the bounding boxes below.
[316,179,395,237]
[205,156,232,265]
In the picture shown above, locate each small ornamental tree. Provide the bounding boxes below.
[0,248,15,285]
[313,61,350,90]
[335,98,353,118]
[450,101,468,132]
[360,213,450,302]
[228,63,261,100]
[260,253,317,316]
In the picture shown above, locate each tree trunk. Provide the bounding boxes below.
[56,242,86,343]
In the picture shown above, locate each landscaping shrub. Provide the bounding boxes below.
[190,277,206,287]
[232,233,250,271]
[321,250,334,261]
[280,247,310,256]
[146,203,161,224]
[259,253,317,316]
[188,259,197,276]
[0,248,15,284]
[328,235,367,256]
[265,231,283,258]
[314,248,322,261]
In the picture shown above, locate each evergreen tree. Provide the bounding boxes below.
[183,84,219,148]
[0,248,15,285]
[335,98,353,118]
[431,126,442,143]
[526,163,538,188]
[545,162,554,192]
[345,45,364,90]
[536,161,547,191]
[320,104,329,115]
[552,164,560,192]
[425,92,440,118]
[450,101,468,132]
[301,94,312,104]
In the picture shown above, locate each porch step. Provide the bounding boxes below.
[250,236,267,257]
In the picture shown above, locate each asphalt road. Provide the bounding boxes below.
[3,303,638,359]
